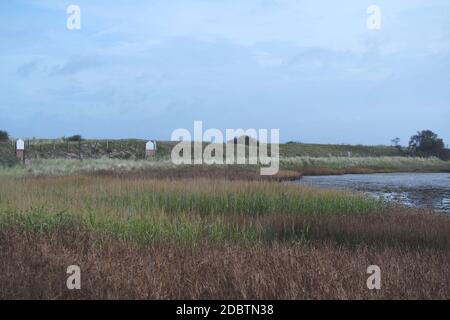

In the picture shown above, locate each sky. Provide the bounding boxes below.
[0,0,449,145]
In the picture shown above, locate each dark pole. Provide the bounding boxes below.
[78,140,82,161]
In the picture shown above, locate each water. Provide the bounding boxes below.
[293,173,450,213]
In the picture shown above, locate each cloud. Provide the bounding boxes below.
[51,55,103,76]
[1,0,449,144]
[17,60,39,77]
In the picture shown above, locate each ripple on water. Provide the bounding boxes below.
[293,173,450,213]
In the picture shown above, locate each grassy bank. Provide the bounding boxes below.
[1,156,450,178]
[0,158,303,181]
[1,139,405,160]
[281,156,450,175]
[2,138,450,178]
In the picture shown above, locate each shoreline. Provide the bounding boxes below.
[297,167,450,178]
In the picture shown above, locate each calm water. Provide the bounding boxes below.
[293,173,450,213]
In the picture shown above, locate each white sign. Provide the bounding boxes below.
[146,141,155,151]
[16,139,25,150]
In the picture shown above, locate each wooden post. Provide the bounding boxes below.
[92,141,98,158]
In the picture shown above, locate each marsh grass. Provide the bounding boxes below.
[1,222,450,299]
[1,156,448,179]
[0,176,385,244]
[1,174,450,299]
[281,156,450,174]
[0,158,174,176]
[1,174,448,247]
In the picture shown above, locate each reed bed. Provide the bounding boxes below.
[0,174,449,299]
[1,222,449,299]
[0,176,383,243]
[1,156,449,177]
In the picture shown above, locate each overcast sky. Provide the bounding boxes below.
[0,0,449,145]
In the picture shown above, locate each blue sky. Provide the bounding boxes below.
[0,0,449,145]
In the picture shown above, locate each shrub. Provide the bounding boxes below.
[0,130,9,142]
[65,135,83,142]
[0,153,19,167]
[409,130,449,160]
[233,135,259,146]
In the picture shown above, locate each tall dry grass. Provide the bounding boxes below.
[1,222,449,299]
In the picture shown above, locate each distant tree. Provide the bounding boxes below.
[391,137,403,153]
[391,137,400,147]
[0,130,9,142]
[233,135,259,146]
[409,130,449,160]
[65,134,83,142]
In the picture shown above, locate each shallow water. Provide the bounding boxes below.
[293,172,450,213]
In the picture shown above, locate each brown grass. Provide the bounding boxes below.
[91,165,302,181]
[1,209,449,300]
[89,164,448,180]
[299,167,450,176]
[255,209,450,249]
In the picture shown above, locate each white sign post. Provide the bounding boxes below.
[145,140,156,158]
[16,139,25,163]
